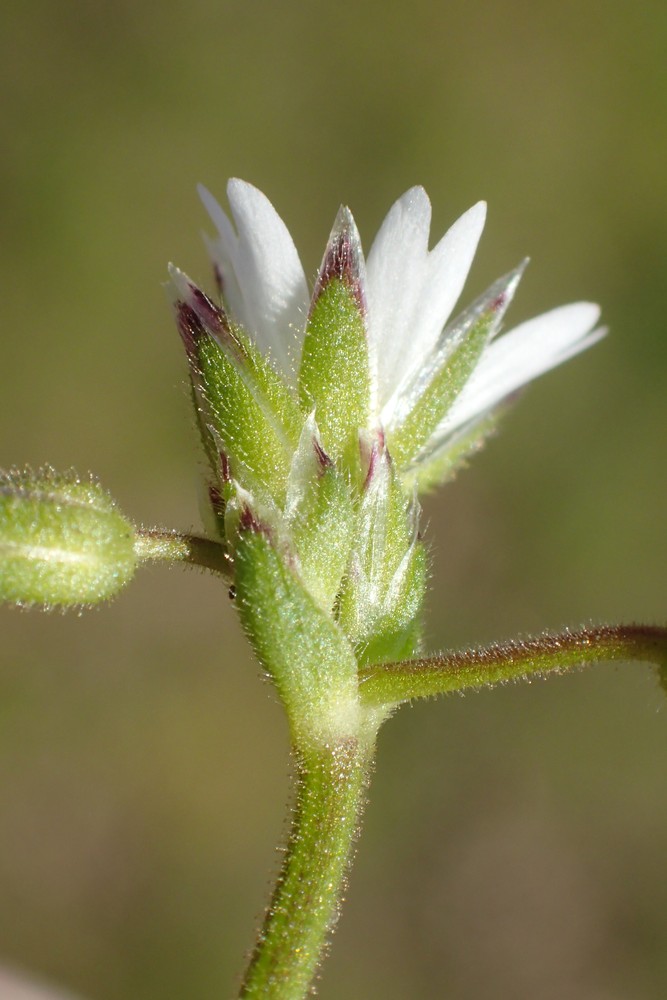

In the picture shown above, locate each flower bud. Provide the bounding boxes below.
[0,468,137,608]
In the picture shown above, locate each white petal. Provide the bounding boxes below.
[199,180,310,376]
[368,195,487,421]
[384,261,527,434]
[365,187,432,409]
[409,199,487,366]
[198,184,244,317]
[440,302,604,436]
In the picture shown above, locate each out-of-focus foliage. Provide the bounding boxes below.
[1,1,666,998]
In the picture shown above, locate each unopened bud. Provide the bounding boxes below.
[0,467,137,608]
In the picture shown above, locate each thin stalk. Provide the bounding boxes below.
[239,736,374,1000]
[359,623,667,706]
[133,528,231,578]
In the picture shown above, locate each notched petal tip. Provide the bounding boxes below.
[197,183,230,233]
[312,205,366,314]
[200,179,310,375]
[429,198,487,267]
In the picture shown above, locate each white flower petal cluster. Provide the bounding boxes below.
[198,181,310,376]
[365,187,487,423]
[196,179,603,478]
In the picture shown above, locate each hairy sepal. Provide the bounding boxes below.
[234,520,360,747]
[172,275,304,511]
[387,264,525,471]
[402,409,503,493]
[298,208,371,477]
[197,324,304,508]
[337,445,426,666]
[284,415,355,613]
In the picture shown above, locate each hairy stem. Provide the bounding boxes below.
[133,528,231,578]
[359,624,667,706]
[239,736,374,1000]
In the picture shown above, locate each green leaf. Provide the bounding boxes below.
[298,208,371,477]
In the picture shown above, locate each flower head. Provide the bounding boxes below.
[168,181,605,677]
[172,179,603,496]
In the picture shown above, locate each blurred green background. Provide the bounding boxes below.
[1,1,666,997]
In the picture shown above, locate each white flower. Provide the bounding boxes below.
[194,179,603,483]
[198,180,310,377]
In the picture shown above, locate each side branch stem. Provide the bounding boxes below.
[359,624,667,706]
[239,737,373,1000]
[134,528,231,578]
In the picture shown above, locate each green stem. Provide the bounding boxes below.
[239,736,374,1000]
[133,528,231,578]
[359,624,667,706]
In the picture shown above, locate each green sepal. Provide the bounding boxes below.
[337,446,426,666]
[402,408,502,493]
[222,478,281,561]
[387,263,526,471]
[234,519,360,746]
[358,543,427,667]
[0,467,137,608]
[197,324,303,508]
[284,414,355,613]
[188,378,220,482]
[171,268,303,510]
[298,208,371,477]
